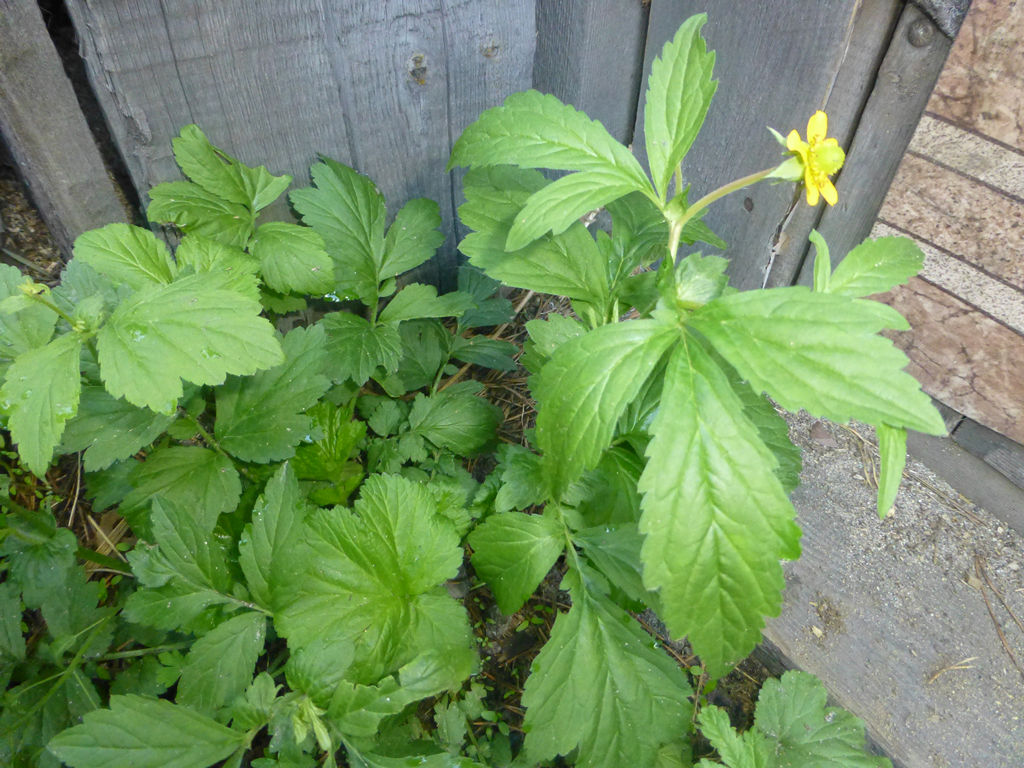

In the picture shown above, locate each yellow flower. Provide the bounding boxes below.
[785,111,845,206]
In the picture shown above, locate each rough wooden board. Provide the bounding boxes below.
[911,112,1024,197]
[63,0,535,285]
[766,411,1024,768]
[796,4,953,288]
[0,0,127,255]
[882,276,1024,445]
[879,153,1024,288]
[635,0,892,290]
[951,418,1024,492]
[533,0,649,146]
[926,0,1024,150]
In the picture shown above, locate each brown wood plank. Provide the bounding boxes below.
[635,0,900,290]
[878,153,1024,289]
[0,0,127,255]
[882,276,1024,445]
[795,4,953,288]
[927,0,1024,150]
[766,411,1024,768]
[64,0,536,284]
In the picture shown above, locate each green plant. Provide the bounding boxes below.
[0,13,938,768]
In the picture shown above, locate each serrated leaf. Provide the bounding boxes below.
[829,236,923,298]
[47,694,247,768]
[177,612,267,717]
[321,311,402,386]
[506,169,643,250]
[291,158,386,304]
[97,271,283,413]
[690,286,946,435]
[450,335,517,371]
[876,424,906,519]
[459,167,608,306]
[449,90,649,190]
[215,325,330,462]
[534,320,676,496]
[73,223,176,290]
[239,463,309,609]
[468,512,564,614]
[147,181,254,248]
[0,263,56,369]
[1,331,82,476]
[275,474,473,683]
[522,313,585,373]
[1,519,76,609]
[644,14,717,199]
[173,234,260,300]
[455,265,513,329]
[121,446,241,533]
[573,524,651,606]
[696,705,772,768]
[639,335,801,677]
[521,571,693,768]
[60,386,175,471]
[251,222,334,295]
[378,283,475,323]
[0,582,24,661]
[408,383,500,456]
[754,671,891,767]
[381,197,444,279]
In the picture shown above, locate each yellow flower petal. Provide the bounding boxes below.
[805,183,820,207]
[820,179,838,206]
[786,129,805,153]
[807,111,828,143]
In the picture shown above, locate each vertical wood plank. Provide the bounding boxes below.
[63,0,536,285]
[534,0,649,145]
[0,0,127,255]
[796,4,953,288]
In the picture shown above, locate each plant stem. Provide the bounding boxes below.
[96,642,192,662]
[179,409,254,481]
[29,293,76,327]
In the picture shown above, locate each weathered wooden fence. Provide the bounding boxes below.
[2,0,959,291]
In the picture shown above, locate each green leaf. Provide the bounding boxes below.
[276,474,473,683]
[1,518,76,609]
[876,424,907,519]
[533,320,676,496]
[321,312,402,386]
[60,385,175,471]
[97,271,283,413]
[381,197,445,279]
[173,234,260,300]
[459,167,609,306]
[0,582,25,661]
[147,181,254,248]
[521,313,586,373]
[644,14,717,200]
[0,263,56,369]
[239,463,309,610]
[469,512,564,614]
[121,446,241,533]
[449,90,649,190]
[689,286,947,435]
[378,283,476,323]
[455,265,513,329]
[1,331,82,477]
[828,236,924,298]
[47,694,247,768]
[506,169,643,250]
[215,325,330,462]
[291,158,386,304]
[638,335,801,677]
[251,222,334,295]
[177,612,267,717]
[573,524,651,606]
[754,671,891,767]
[809,229,831,293]
[521,571,693,768]
[124,498,236,630]
[73,223,176,290]
[696,705,772,768]
[408,382,500,456]
[450,335,517,372]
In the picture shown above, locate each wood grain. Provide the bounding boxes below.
[0,0,127,255]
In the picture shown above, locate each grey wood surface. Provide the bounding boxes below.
[635,0,890,290]
[796,4,953,288]
[533,0,650,146]
[0,0,127,256]
[64,0,535,286]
